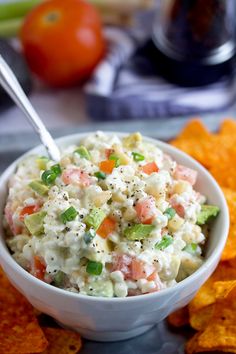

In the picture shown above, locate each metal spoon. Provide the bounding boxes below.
[0,55,61,161]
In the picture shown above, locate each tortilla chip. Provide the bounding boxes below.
[189,305,214,331]
[185,332,203,354]
[167,306,189,327]
[172,119,210,141]
[189,280,236,331]
[209,152,236,190]
[222,224,236,261]
[186,331,236,353]
[0,267,48,354]
[213,280,236,300]
[219,118,236,136]
[187,286,236,353]
[40,327,82,354]
[171,138,217,170]
[189,261,236,314]
[222,188,236,225]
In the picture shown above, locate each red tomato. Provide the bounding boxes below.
[31,256,46,281]
[19,205,40,221]
[20,0,105,87]
[97,217,116,239]
[131,259,155,281]
[170,196,185,218]
[135,196,157,224]
[112,254,132,279]
[141,162,159,175]
[62,168,91,187]
[174,164,198,186]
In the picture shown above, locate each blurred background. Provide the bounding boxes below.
[0,0,236,138]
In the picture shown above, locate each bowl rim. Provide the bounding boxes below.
[0,131,230,303]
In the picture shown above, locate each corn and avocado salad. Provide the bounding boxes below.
[4,132,219,298]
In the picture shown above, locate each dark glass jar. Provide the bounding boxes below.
[152,0,236,86]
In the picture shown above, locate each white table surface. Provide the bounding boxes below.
[0,80,89,135]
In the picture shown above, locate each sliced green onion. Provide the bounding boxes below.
[164,207,176,220]
[155,235,173,250]
[84,208,106,230]
[84,229,96,244]
[86,260,103,275]
[74,146,91,160]
[124,224,155,241]
[109,154,120,167]
[183,243,198,254]
[94,171,106,180]
[41,170,57,185]
[51,164,62,176]
[132,152,145,162]
[60,206,78,224]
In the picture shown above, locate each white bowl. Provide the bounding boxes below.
[0,133,229,342]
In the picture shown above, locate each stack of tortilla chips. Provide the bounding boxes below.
[0,267,82,353]
[169,119,236,353]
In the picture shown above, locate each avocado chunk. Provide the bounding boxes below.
[197,205,220,226]
[84,280,114,298]
[84,208,106,230]
[124,224,155,241]
[123,132,142,148]
[29,180,49,196]
[36,156,49,170]
[24,211,46,236]
[53,271,65,288]
[74,146,91,160]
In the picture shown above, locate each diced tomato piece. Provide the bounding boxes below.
[147,271,162,293]
[105,148,114,159]
[99,160,116,174]
[131,259,155,280]
[97,217,116,239]
[5,203,22,235]
[19,205,40,222]
[174,164,197,186]
[62,168,91,187]
[170,197,185,218]
[112,254,132,279]
[31,256,46,281]
[135,196,158,224]
[141,162,159,175]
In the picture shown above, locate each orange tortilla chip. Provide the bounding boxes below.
[189,304,214,331]
[40,327,82,354]
[220,188,236,260]
[219,118,236,136]
[167,306,189,327]
[221,224,236,261]
[189,281,236,331]
[172,119,210,141]
[0,267,48,354]
[187,285,236,353]
[223,188,236,225]
[186,331,236,354]
[213,280,236,300]
[189,261,236,314]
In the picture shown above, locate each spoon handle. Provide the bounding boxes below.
[0,55,60,162]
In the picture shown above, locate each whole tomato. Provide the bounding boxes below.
[21,0,105,87]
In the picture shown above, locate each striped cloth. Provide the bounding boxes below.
[85,27,236,120]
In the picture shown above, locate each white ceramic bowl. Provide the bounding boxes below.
[0,133,229,342]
